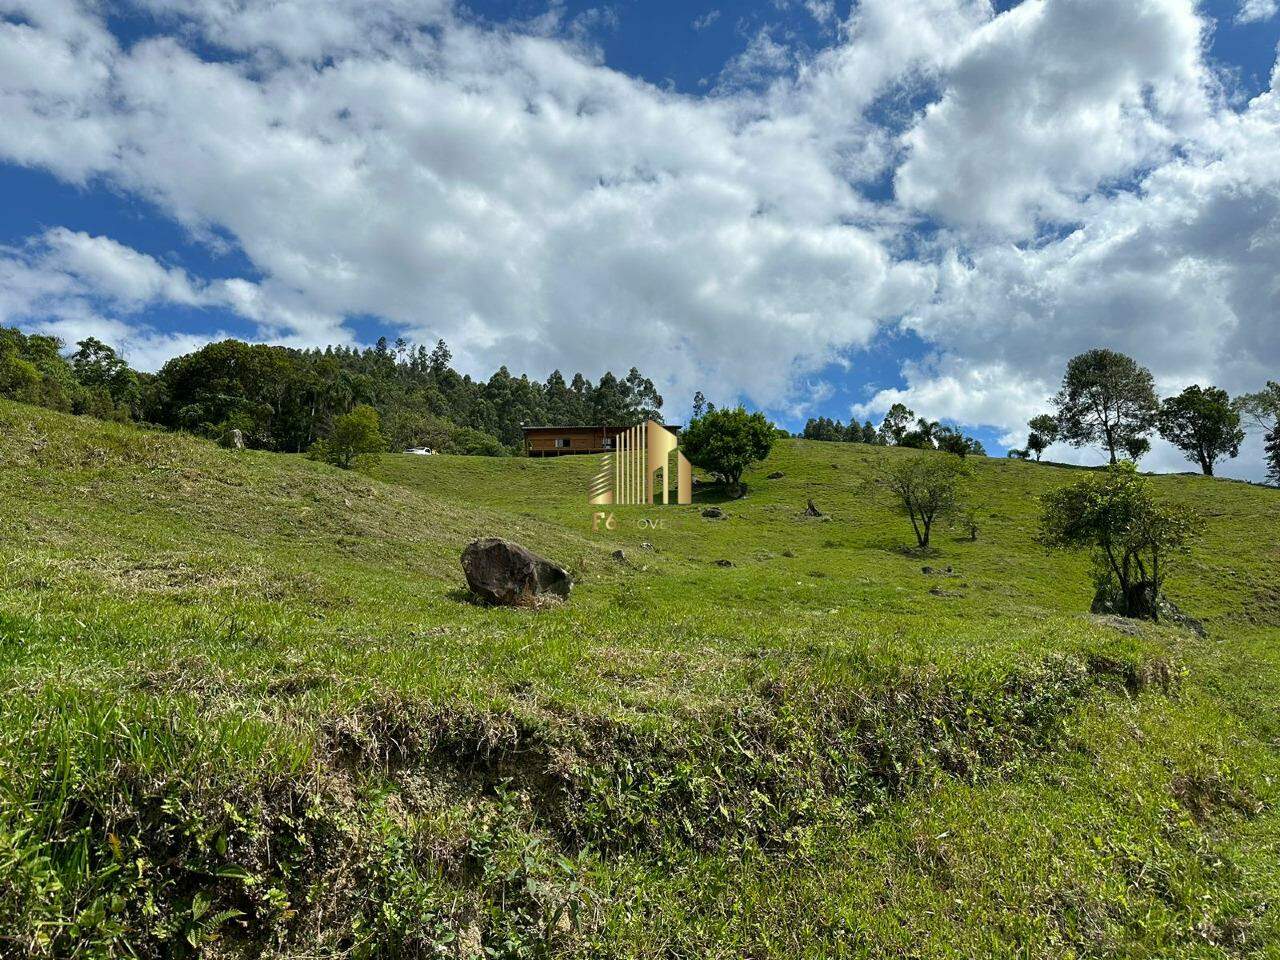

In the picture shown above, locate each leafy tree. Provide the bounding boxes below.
[884,453,968,549]
[1040,462,1202,620]
[1236,381,1280,432]
[1236,381,1280,484]
[0,343,40,403]
[1026,414,1059,461]
[1007,448,1031,460]
[935,426,986,458]
[311,404,385,469]
[1054,349,1159,464]
[429,339,452,376]
[681,406,775,498]
[1122,435,1150,463]
[877,403,915,446]
[1157,385,1244,476]
[691,391,708,419]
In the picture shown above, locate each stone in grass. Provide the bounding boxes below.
[612,549,627,562]
[714,559,734,567]
[804,499,824,517]
[461,538,571,606]
[767,471,785,480]
[702,507,727,519]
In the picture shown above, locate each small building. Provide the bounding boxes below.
[522,424,681,457]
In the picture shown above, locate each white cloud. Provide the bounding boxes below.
[895,0,1214,237]
[1237,0,1278,24]
[691,10,721,31]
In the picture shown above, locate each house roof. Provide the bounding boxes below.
[521,424,682,433]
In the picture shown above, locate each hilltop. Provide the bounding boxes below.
[1,399,1277,958]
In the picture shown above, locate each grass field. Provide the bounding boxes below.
[1,398,1278,957]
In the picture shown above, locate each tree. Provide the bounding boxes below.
[1157,385,1244,476]
[878,403,915,446]
[1054,350,1159,464]
[429,339,452,377]
[311,404,385,469]
[691,391,708,419]
[1025,414,1059,462]
[1039,462,1202,620]
[681,406,775,498]
[884,453,968,549]
[935,426,986,458]
[1236,381,1280,485]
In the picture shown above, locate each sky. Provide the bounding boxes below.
[1,0,1278,477]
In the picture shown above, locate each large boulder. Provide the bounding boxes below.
[461,538,572,606]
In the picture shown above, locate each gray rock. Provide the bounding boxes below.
[612,549,627,562]
[767,471,785,480]
[804,499,824,517]
[702,507,726,519]
[640,541,654,551]
[229,428,245,450]
[714,559,734,567]
[461,538,571,606]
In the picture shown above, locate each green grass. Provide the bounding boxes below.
[0,399,1277,957]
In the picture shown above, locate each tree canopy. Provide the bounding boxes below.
[1039,462,1202,620]
[681,406,775,497]
[884,453,968,549]
[1054,350,1159,464]
[1157,385,1244,476]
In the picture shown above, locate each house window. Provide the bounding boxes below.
[555,437,571,449]
[603,437,615,450]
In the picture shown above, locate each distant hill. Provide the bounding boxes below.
[1,399,1277,957]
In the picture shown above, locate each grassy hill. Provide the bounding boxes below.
[1,398,1277,958]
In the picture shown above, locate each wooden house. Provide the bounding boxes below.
[522,424,681,457]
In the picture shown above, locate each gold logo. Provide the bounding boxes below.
[589,420,692,505]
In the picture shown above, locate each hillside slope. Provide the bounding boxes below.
[1,400,1277,958]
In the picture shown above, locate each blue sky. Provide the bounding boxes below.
[2,0,1279,476]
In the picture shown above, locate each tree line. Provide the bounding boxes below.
[801,347,1277,485]
[1009,348,1278,486]
[0,327,664,457]
[802,408,987,457]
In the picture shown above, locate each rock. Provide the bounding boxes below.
[461,538,571,606]
[921,566,934,575]
[640,541,654,551]
[229,428,245,450]
[702,507,726,519]
[611,549,626,562]
[714,559,734,567]
[1091,614,1143,637]
[804,499,824,517]
[782,549,796,558]
[767,471,785,480]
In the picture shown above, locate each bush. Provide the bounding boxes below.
[444,427,507,457]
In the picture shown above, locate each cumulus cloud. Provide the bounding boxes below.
[895,0,1213,237]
